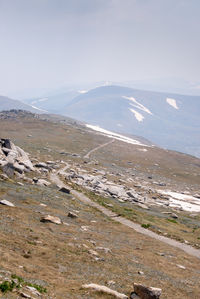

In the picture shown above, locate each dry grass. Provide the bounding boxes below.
[0,112,200,298]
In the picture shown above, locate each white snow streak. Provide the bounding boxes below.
[123,96,152,115]
[86,124,148,147]
[166,98,179,109]
[78,90,88,94]
[30,105,48,113]
[159,190,200,212]
[129,108,144,122]
[32,98,48,105]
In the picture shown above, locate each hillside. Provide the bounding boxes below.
[0,110,200,298]
[0,95,46,114]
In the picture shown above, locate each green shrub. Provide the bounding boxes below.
[167,218,177,224]
[0,280,16,293]
[141,223,151,228]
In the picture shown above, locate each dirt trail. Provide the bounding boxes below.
[50,168,200,260]
[84,139,115,159]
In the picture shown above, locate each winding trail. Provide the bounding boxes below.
[84,139,115,159]
[50,167,200,260]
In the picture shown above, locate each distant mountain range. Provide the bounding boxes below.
[61,85,199,158]
[1,85,200,158]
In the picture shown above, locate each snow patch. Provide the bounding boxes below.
[129,108,144,122]
[123,96,152,115]
[78,90,88,94]
[30,105,48,113]
[159,190,200,212]
[86,124,149,147]
[38,97,48,102]
[166,98,179,109]
[31,98,48,105]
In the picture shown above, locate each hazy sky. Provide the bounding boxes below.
[0,0,200,97]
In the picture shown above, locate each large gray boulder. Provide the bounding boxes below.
[0,138,34,175]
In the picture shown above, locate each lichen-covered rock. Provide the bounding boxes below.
[133,283,162,299]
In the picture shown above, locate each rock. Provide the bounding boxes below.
[0,199,15,207]
[33,178,51,186]
[106,185,127,198]
[34,162,49,168]
[107,280,116,286]
[82,283,128,299]
[130,292,140,299]
[68,211,78,218]
[0,173,8,180]
[133,283,162,299]
[171,213,178,219]
[19,292,33,298]
[138,271,144,275]
[81,225,89,231]
[0,138,34,174]
[88,249,99,256]
[59,187,70,194]
[104,203,113,208]
[176,264,186,269]
[158,182,166,186]
[25,286,41,296]
[40,215,62,224]
[95,247,111,254]
[137,203,149,210]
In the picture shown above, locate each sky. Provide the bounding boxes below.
[0,0,200,98]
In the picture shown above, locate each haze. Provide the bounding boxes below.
[0,0,200,97]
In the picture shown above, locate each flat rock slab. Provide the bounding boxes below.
[40,215,62,225]
[0,199,15,207]
[82,283,128,299]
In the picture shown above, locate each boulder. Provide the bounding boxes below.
[106,185,127,198]
[133,283,162,299]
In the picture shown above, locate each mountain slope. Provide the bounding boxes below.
[23,90,80,113]
[61,85,200,157]
[0,95,46,113]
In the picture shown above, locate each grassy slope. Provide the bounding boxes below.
[0,112,200,298]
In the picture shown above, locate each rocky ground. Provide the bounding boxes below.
[0,110,200,298]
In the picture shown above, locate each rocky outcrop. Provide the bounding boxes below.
[62,168,148,206]
[133,283,162,299]
[0,138,34,176]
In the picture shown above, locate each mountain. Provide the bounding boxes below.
[60,85,200,158]
[23,90,80,114]
[0,95,46,113]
